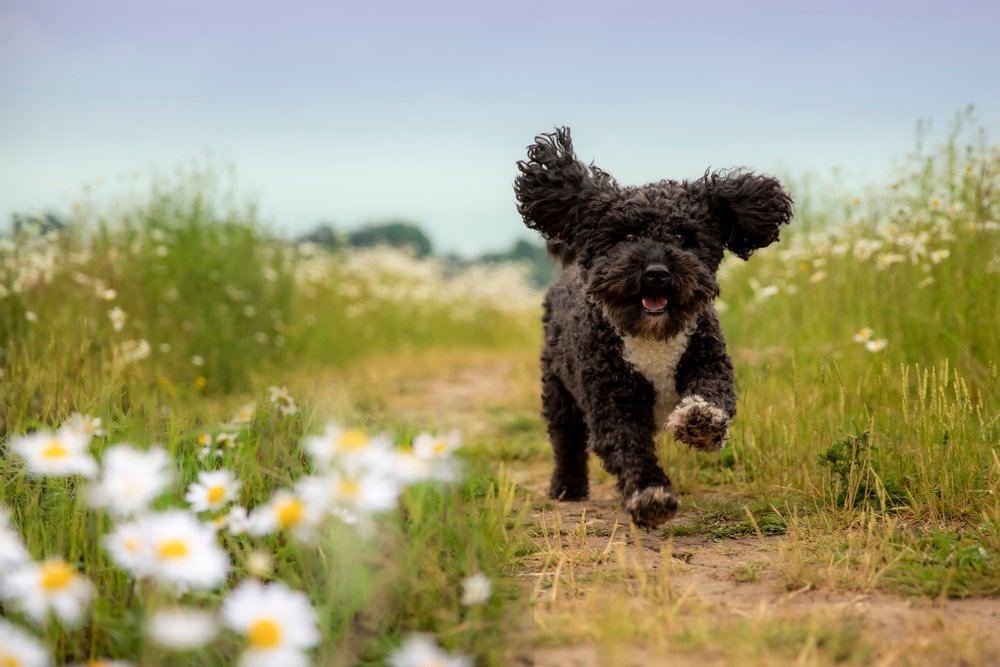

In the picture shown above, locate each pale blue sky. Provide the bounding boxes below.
[2,0,998,254]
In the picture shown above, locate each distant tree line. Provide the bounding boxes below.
[300,220,556,286]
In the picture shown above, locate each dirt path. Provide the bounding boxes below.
[343,350,1000,666]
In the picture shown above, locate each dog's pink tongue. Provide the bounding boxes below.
[642,296,667,311]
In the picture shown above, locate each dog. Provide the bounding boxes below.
[514,128,792,527]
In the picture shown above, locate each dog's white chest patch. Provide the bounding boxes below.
[622,332,690,430]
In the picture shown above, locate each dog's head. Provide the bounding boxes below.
[514,127,792,340]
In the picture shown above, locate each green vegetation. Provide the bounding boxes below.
[2,113,999,665]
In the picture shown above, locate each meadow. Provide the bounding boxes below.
[1,116,999,666]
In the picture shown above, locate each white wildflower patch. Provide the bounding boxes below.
[88,445,174,517]
[10,427,97,478]
[185,469,241,513]
[147,607,219,650]
[460,572,493,606]
[0,619,50,667]
[388,634,472,667]
[221,579,320,667]
[2,558,94,627]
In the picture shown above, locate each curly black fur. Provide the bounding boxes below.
[515,127,792,527]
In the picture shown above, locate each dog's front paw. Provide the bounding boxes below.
[667,395,730,452]
[625,486,679,527]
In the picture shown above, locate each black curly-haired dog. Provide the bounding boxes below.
[514,128,792,527]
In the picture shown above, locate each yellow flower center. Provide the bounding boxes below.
[39,560,76,591]
[42,439,69,460]
[207,485,226,504]
[276,499,304,528]
[338,429,368,450]
[197,434,210,445]
[338,479,360,500]
[124,538,140,553]
[2,655,23,667]
[157,539,190,559]
[431,441,448,456]
[248,618,283,649]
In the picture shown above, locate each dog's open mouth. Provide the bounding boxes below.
[641,294,668,314]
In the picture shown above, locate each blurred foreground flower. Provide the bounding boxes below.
[388,634,471,667]
[10,427,97,477]
[865,339,889,352]
[460,572,492,606]
[302,422,392,470]
[222,579,319,667]
[147,607,219,650]
[0,508,30,566]
[135,511,230,591]
[2,558,94,626]
[0,620,49,667]
[88,445,174,517]
[63,412,105,438]
[852,328,873,343]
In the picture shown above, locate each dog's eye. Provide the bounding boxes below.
[625,234,637,242]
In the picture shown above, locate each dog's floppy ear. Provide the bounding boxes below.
[514,127,615,245]
[690,171,793,260]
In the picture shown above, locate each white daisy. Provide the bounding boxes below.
[10,427,97,477]
[0,619,50,667]
[147,607,219,650]
[224,506,253,536]
[323,466,402,515]
[249,485,325,540]
[230,402,256,426]
[267,386,299,417]
[412,431,462,460]
[865,339,889,353]
[460,572,492,606]
[2,558,94,626]
[185,469,241,513]
[0,508,30,567]
[102,520,151,578]
[88,445,174,517]
[301,422,392,470]
[137,511,229,591]
[221,579,319,667]
[68,659,133,667]
[63,412,105,438]
[387,634,471,667]
[852,327,873,343]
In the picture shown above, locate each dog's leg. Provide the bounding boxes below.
[543,372,590,500]
[669,314,737,452]
[582,376,679,527]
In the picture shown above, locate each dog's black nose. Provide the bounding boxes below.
[643,264,670,284]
